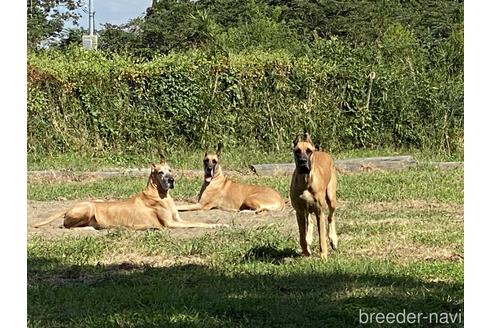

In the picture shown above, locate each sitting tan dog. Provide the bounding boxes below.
[33,155,227,230]
[176,143,285,212]
[290,133,338,259]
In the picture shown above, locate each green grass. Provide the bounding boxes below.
[28,228,464,327]
[27,166,464,327]
[28,166,464,204]
[27,147,463,171]
[27,147,296,171]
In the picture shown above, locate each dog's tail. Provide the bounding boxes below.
[32,210,66,228]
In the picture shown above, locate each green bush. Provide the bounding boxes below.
[27,30,463,157]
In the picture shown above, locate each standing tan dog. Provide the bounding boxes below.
[176,143,285,212]
[33,155,227,230]
[290,133,338,259]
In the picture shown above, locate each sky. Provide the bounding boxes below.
[78,0,153,28]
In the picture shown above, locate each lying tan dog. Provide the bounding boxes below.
[176,143,284,212]
[33,155,227,230]
[290,133,338,259]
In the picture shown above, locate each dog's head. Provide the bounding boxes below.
[150,153,175,192]
[202,142,223,183]
[293,132,316,174]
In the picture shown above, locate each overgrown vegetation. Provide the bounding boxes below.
[28,39,463,157]
[27,0,463,160]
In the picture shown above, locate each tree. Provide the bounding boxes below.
[98,18,144,55]
[27,0,83,49]
[264,0,464,47]
[57,27,85,50]
[139,0,203,54]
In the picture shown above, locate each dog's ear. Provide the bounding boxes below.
[292,135,300,147]
[216,142,223,157]
[159,152,166,164]
[151,163,156,170]
[303,132,313,145]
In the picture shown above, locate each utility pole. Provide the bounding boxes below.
[89,0,94,36]
[82,0,98,49]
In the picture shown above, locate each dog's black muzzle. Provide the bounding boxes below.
[160,174,175,190]
[296,157,311,174]
[204,165,215,182]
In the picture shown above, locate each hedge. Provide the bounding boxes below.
[27,24,463,156]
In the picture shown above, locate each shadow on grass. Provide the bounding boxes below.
[242,245,300,264]
[28,254,464,328]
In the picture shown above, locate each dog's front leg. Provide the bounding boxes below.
[171,207,184,222]
[296,211,311,256]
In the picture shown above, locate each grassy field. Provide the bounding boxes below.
[27,165,464,327]
[27,147,463,172]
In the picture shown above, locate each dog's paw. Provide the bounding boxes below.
[330,240,338,251]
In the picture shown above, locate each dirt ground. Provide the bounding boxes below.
[27,200,298,240]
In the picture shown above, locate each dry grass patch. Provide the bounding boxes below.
[360,200,463,216]
[99,252,208,268]
[349,242,463,263]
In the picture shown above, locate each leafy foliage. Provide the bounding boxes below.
[27,0,463,158]
[98,0,463,57]
[27,0,82,48]
[97,19,143,55]
[28,38,463,156]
